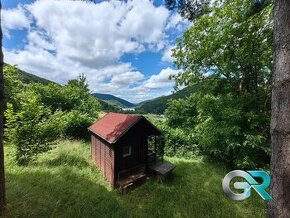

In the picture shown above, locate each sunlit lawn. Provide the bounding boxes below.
[3,140,266,218]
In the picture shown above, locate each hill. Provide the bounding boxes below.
[98,99,121,112]
[92,93,135,108]
[4,63,55,85]
[18,69,54,85]
[137,86,195,114]
[4,64,121,112]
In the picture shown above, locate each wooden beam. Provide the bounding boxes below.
[154,135,156,156]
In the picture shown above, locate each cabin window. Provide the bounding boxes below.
[122,146,132,157]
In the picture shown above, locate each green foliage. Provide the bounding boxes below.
[162,125,198,158]
[4,63,54,86]
[148,117,198,158]
[165,0,272,168]
[4,140,266,217]
[166,88,271,168]
[137,86,195,114]
[165,96,198,128]
[195,93,270,168]
[92,93,135,108]
[165,0,211,21]
[4,65,24,106]
[5,98,64,165]
[31,75,99,117]
[4,71,100,165]
[62,111,94,140]
[98,99,121,112]
[172,0,273,90]
[137,96,168,114]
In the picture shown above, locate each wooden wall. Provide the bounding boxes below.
[91,135,115,185]
[115,119,150,174]
[91,118,161,185]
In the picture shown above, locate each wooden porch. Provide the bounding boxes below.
[149,161,176,181]
[116,160,176,192]
[116,135,175,192]
[117,164,147,192]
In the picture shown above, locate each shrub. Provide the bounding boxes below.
[153,120,199,158]
[165,92,270,169]
[5,100,64,165]
[4,74,100,165]
[62,111,95,140]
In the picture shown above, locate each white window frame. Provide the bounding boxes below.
[122,146,132,158]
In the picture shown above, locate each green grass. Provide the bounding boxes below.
[3,140,266,218]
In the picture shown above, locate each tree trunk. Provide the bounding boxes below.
[269,0,290,217]
[0,1,5,215]
[0,0,5,214]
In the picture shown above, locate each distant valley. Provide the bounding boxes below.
[93,87,194,114]
[136,87,194,114]
[6,64,192,114]
[92,93,136,108]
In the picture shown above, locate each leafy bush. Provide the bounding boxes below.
[4,73,99,165]
[31,75,99,117]
[62,111,95,140]
[151,119,198,158]
[164,0,272,169]
[165,92,270,169]
[5,100,64,165]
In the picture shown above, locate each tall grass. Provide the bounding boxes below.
[3,140,266,217]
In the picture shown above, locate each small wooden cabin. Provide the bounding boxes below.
[88,112,174,187]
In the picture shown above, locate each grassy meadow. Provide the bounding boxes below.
[2,140,266,218]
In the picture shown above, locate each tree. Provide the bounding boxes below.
[165,0,210,21]
[5,97,64,166]
[168,0,290,215]
[165,0,271,20]
[0,0,5,213]
[3,72,100,165]
[0,0,97,211]
[170,0,273,92]
[165,0,272,168]
[269,0,290,216]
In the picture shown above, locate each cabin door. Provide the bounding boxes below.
[139,135,147,164]
[120,136,146,171]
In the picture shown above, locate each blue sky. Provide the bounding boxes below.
[2,0,189,103]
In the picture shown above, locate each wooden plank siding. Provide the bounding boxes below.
[91,134,115,185]
[89,113,163,187]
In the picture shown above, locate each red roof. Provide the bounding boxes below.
[88,113,142,144]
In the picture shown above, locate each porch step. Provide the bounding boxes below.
[117,173,147,192]
[117,173,146,187]
[123,182,134,190]
[149,161,176,182]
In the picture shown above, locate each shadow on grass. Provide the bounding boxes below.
[117,159,267,218]
[4,152,267,218]
[39,153,91,168]
[4,168,128,218]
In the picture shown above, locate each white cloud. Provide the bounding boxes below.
[2,6,31,37]
[26,0,169,66]
[27,31,55,51]
[166,13,183,29]
[4,46,79,83]
[111,71,144,86]
[144,67,177,89]
[88,67,177,103]
[3,0,185,102]
[166,12,191,32]
[162,46,175,62]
